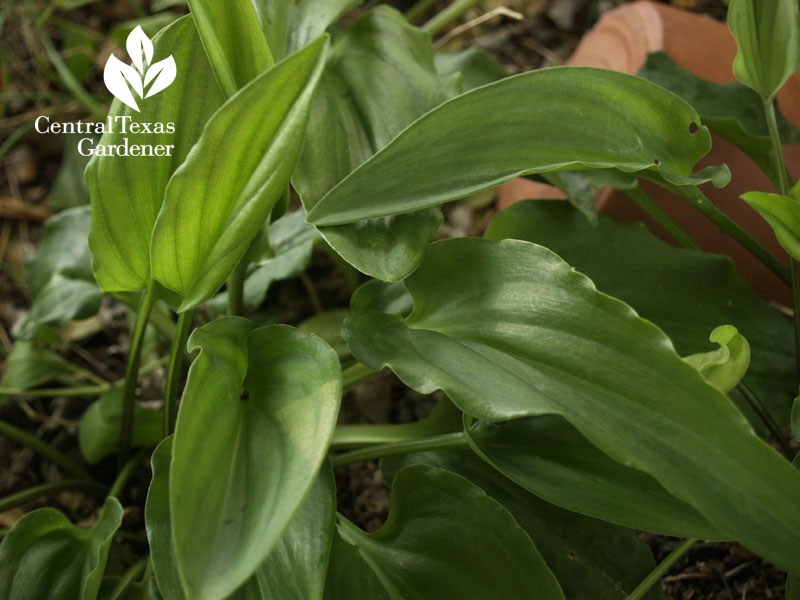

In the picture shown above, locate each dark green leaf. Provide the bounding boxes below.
[307,67,729,226]
[150,36,328,310]
[382,451,665,600]
[327,465,564,600]
[485,201,796,429]
[286,0,361,55]
[344,236,800,570]
[79,387,163,464]
[728,0,800,101]
[298,310,350,359]
[434,47,507,92]
[0,341,71,390]
[792,395,800,442]
[638,52,800,186]
[294,6,451,280]
[50,134,96,210]
[169,319,340,599]
[86,16,225,292]
[0,498,122,600]
[349,280,413,317]
[741,191,800,261]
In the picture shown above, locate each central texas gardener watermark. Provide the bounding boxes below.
[35,116,177,157]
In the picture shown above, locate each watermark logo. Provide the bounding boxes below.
[104,26,176,112]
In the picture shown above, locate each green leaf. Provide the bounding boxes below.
[294,6,451,280]
[229,462,337,600]
[147,439,337,600]
[0,497,122,600]
[343,236,800,571]
[307,67,729,226]
[327,465,564,600]
[169,318,340,599]
[16,207,102,339]
[792,395,800,442]
[638,52,800,186]
[434,47,507,92]
[683,325,750,394]
[79,387,163,464]
[789,576,800,600]
[209,209,321,314]
[382,451,665,600]
[150,36,328,311]
[298,310,350,360]
[728,0,800,101]
[741,191,800,261]
[86,16,225,293]
[187,0,273,96]
[350,280,413,317]
[0,341,71,390]
[485,201,796,429]
[465,416,719,538]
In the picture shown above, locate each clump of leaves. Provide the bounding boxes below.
[2,1,800,599]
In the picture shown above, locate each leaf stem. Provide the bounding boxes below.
[406,0,439,22]
[227,260,247,316]
[330,431,468,467]
[120,282,159,461]
[764,99,800,385]
[106,557,148,600]
[737,382,793,458]
[0,479,107,513]
[666,184,790,285]
[626,538,697,600]
[423,0,483,36]
[625,186,699,250]
[0,385,109,398]
[342,362,382,388]
[0,419,93,481]
[108,447,149,501]
[164,310,194,437]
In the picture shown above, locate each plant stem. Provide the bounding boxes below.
[109,447,149,501]
[164,310,194,437]
[0,385,109,398]
[625,186,699,250]
[626,538,697,600]
[0,479,107,513]
[342,362,382,388]
[0,419,93,481]
[300,272,324,314]
[119,282,159,461]
[406,0,439,22]
[330,431,468,467]
[763,99,800,386]
[423,0,483,36]
[106,557,148,600]
[664,184,790,285]
[737,382,793,458]
[331,423,426,448]
[227,260,247,316]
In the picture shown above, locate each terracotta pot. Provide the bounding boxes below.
[497,0,800,304]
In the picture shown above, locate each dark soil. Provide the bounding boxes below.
[1,0,794,598]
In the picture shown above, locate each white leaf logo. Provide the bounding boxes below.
[104,26,176,112]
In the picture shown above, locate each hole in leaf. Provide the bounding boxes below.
[654,158,661,165]
[688,122,699,134]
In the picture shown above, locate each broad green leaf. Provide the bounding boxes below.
[229,462,336,600]
[683,325,750,394]
[147,439,336,600]
[464,416,719,538]
[50,133,96,210]
[728,0,800,101]
[150,37,328,311]
[0,497,122,600]
[209,209,321,314]
[382,451,664,600]
[343,237,800,571]
[325,532,390,600]
[17,277,102,341]
[327,465,564,600]
[79,387,162,464]
[638,52,800,186]
[434,47,507,92]
[542,171,598,225]
[350,280,413,317]
[741,191,800,261]
[86,16,225,292]
[294,6,451,280]
[0,341,71,390]
[485,201,796,429]
[307,67,729,226]
[187,0,272,97]
[170,318,340,599]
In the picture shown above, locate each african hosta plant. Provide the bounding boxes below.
[2,0,800,598]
